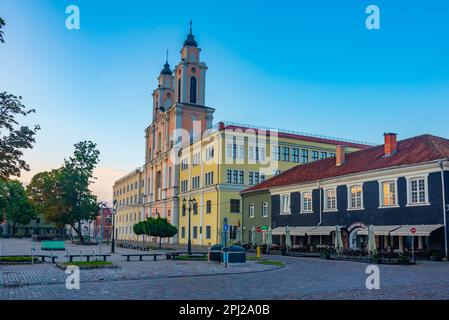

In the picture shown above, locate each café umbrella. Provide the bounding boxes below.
[266,227,273,248]
[251,226,256,245]
[367,224,377,255]
[335,225,343,253]
[285,226,292,250]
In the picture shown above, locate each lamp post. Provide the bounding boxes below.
[183,197,196,256]
[111,200,118,253]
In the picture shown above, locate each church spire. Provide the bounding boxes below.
[160,49,172,75]
[183,20,198,47]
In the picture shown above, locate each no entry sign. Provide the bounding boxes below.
[410,227,417,234]
[256,227,262,233]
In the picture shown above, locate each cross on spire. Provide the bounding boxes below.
[165,49,169,64]
[189,20,193,35]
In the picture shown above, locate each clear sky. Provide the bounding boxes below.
[1,0,449,203]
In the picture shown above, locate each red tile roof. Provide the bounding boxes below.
[222,124,372,149]
[241,134,449,194]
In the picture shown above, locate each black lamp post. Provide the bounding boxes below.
[111,199,118,253]
[183,197,196,256]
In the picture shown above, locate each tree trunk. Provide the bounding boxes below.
[142,235,145,247]
[159,237,162,248]
[12,222,16,237]
[71,223,84,242]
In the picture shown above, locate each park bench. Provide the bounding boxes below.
[65,254,111,262]
[121,253,163,262]
[0,255,57,264]
[165,252,208,260]
[41,241,65,251]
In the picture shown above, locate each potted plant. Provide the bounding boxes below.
[320,248,330,260]
[430,252,442,261]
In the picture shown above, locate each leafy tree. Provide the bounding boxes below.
[142,217,177,248]
[0,17,40,179]
[133,221,146,246]
[0,17,5,43]
[1,180,36,236]
[27,141,100,241]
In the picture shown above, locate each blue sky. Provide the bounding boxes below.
[1,0,448,201]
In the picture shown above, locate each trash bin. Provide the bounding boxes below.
[208,244,224,262]
[221,245,246,263]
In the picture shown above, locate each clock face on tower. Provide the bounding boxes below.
[191,67,196,73]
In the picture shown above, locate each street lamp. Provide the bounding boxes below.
[111,199,118,253]
[183,197,196,256]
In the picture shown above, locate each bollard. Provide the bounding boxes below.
[50,249,53,264]
[257,246,261,258]
[31,248,35,265]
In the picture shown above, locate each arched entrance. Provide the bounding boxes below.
[347,222,367,250]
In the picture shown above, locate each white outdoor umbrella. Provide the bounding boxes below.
[367,224,377,255]
[251,226,256,245]
[334,225,343,253]
[236,226,242,244]
[266,227,272,248]
[285,226,292,250]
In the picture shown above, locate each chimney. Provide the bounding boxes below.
[336,145,346,166]
[384,133,398,156]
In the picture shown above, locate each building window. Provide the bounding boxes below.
[192,152,200,166]
[260,174,266,182]
[248,146,254,160]
[190,77,197,103]
[238,144,244,159]
[272,145,280,161]
[262,202,268,217]
[380,180,398,207]
[181,158,189,170]
[280,194,290,214]
[206,226,211,239]
[181,227,185,238]
[312,151,319,161]
[178,78,181,102]
[193,226,198,239]
[320,152,328,159]
[233,170,238,184]
[193,202,198,215]
[230,199,240,213]
[206,200,212,213]
[408,177,429,205]
[292,148,300,163]
[324,188,337,211]
[239,171,244,184]
[227,170,232,183]
[205,172,214,186]
[329,152,336,158]
[301,191,313,213]
[300,149,309,163]
[281,147,290,162]
[205,146,214,161]
[349,185,363,209]
[249,172,254,185]
[181,180,188,193]
[249,203,255,218]
[192,176,200,189]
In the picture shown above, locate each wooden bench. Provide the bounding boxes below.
[121,253,163,261]
[65,254,111,262]
[165,252,208,260]
[35,254,58,264]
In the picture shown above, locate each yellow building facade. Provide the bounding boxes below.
[178,123,367,246]
[112,168,144,241]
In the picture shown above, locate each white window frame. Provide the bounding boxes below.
[347,184,364,211]
[249,203,255,218]
[378,178,399,208]
[280,194,291,215]
[301,191,313,214]
[262,202,269,217]
[406,175,430,207]
[324,187,337,212]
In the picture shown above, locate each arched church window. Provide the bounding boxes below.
[190,76,197,104]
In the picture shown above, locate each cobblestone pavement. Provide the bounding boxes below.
[1,239,449,299]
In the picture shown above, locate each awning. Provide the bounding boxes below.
[307,226,336,236]
[271,227,289,236]
[357,225,402,236]
[390,225,443,237]
[290,227,316,236]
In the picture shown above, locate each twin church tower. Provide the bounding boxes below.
[144,25,215,234]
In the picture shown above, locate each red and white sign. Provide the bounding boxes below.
[256,227,262,233]
[410,227,417,234]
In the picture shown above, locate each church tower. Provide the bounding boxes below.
[173,22,207,106]
[152,54,175,119]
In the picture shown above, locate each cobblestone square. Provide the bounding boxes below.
[1,239,449,300]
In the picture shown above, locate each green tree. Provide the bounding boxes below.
[1,180,36,236]
[133,221,146,246]
[0,17,40,179]
[143,217,177,248]
[27,141,100,241]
